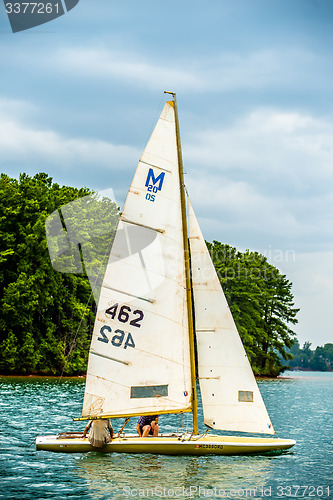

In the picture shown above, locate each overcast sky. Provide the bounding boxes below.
[1,0,332,348]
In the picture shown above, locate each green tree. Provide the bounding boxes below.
[287,341,333,371]
[0,173,118,375]
[299,341,312,369]
[310,343,333,371]
[287,338,302,368]
[207,241,299,376]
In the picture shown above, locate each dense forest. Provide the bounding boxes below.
[0,173,306,377]
[0,173,114,375]
[207,241,299,376]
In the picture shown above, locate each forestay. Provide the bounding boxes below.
[82,102,192,419]
[188,199,275,435]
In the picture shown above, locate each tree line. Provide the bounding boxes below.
[286,340,333,371]
[207,241,299,376]
[0,173,302,376]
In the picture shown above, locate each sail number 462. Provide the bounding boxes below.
[97,304,144,349]
[105,303,144,327]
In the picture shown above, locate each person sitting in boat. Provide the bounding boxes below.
[82,418,114,447]
[136,415,159,437]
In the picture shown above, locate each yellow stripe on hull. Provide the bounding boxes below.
[36,434,295,456]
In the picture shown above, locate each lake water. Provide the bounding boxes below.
[0,371,332,500]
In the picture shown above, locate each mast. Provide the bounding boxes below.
[165,91,199,435]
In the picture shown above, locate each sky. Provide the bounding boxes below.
[0,0,332,348]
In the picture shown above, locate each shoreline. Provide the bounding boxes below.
[1,369,330,381]
[1,373,281,379]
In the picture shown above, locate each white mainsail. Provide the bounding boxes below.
[82,101,192,418]
[188,199,275,435]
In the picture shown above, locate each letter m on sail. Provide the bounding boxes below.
[145,169,165,191]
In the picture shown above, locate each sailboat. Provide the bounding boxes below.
[36,93,296,455]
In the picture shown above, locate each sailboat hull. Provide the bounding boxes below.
[36,433,295,455]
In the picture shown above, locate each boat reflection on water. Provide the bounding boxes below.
[75,452,274,499]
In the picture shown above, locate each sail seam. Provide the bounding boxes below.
[90,350,130,365]
[196,329,216,332]
[120,217,165,234]
[101,283,155,303]
[139,160,172,173]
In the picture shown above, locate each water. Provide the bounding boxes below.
[0,372,332,499]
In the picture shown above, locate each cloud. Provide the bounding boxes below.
[50,46,202,91]
[0,97,138,172]
[186,108,333,181]
[38,45,329,94]
[184,108,333,252]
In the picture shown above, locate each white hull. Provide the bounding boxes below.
[36,433,295,456]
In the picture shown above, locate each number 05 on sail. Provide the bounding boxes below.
[36,94,296,455]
